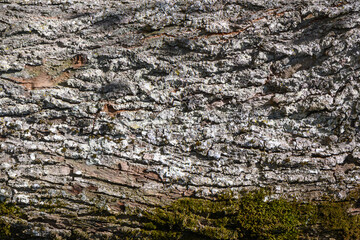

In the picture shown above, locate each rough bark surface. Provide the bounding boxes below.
[0,0,360,238]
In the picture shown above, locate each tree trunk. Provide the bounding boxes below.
[0,0,359,239]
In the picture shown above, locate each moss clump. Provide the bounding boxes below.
[139,189,360,240]
[68,229,91,240]
[140,190,310,239]
[314,200,360,239]
[39,199,67,214]
[0,201,23,237]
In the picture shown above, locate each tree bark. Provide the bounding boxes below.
[0,0,359,238]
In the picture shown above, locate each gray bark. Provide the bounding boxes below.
[0,0,359,238]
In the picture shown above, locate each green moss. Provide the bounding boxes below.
[69,229,90,240]
[315,199,360,239]
[39,199,67,213]
[140,190,302,239]
[138,189,360,240]
[88,204,111,216]
[2,189,359,240]
[0,201,24,237]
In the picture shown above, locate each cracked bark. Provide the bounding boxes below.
[0,0,360,239]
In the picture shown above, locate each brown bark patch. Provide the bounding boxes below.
[118,161,129,171]
[9,54,87,90]
[69,184,83,195]
[103,103,118,114]
[11,65,54,90]
[109,201,125,212]
[348,208,360,216]
[86,185,98,192]
[71,54,87,69]
[102,103,139,116]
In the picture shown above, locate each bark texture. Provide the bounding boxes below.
[0,0,360,238]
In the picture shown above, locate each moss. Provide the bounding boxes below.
[138,189,360,240]
[0,201,24,237]
[107,123,115,130]
[2,189,359,240]
[88,204,111,216]
[69,229,90,240]
[39,199,67,213]
[107,215,117,223]
[38,119,46,124]
[315,198,360,239]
